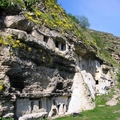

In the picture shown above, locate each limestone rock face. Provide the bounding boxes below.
[4,15,34,31]
[18,112,47,120]
[68,73,95,113]
[0,6,117,120]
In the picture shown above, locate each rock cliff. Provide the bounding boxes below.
[0,0,119,119]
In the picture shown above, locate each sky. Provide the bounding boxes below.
[57,0,120,37]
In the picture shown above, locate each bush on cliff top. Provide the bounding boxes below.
[68,14,90,29]
[0,0,42,10]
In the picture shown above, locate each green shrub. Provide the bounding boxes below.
[0,0,41,11]
[67,14,90,29]
[0,0,15,7]
[117,73,120,83]
[1,118,14,120]
[90,33,104,49]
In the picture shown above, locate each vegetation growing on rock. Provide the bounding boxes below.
[0,0,120,119]
[68,14,90,29]
[0,0,118,66]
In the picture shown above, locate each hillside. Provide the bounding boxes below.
[0,0,119,119]
[88,29,120,64]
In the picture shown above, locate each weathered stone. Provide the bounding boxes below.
[4,15,34,31]
[5,28,28,40]
[18,112,47,120]
[68,73,95,113]
[58,103,64,115]
[0,4,118,120]
[3,113,14,118]
[32,29,44,41]
[48,104,58,117]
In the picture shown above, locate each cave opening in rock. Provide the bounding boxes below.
[61,43,66,51]
[39,100,42,109]
[55,39,66,51]
[96,80,99,85]
[44,36,48,43]
[56,82,63,90]
[8,75,25,92]
[55,41,59,48]
[31,101,34,111]
[102,68,109,74]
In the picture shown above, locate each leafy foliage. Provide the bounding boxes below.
[0,0,117,67]
[117,73,120,83]
[90,32,104,49]
[67,13,80,24]
[25,0,86,40]
[68,14,90,28]
[77,15,90,28]
[0,80,4,91]
[23,0,42,10]
[0,0,41,10]
[0,0,15,7]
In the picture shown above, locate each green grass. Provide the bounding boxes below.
[55,104,120,120]
[1,118,14,120]
[55,90,120,120]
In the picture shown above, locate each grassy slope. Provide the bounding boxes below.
[56,89,120,120]
[90,30,120,55]
[56,104,120,120]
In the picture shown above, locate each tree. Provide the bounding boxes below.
[68,13,90,29]
[77,15,90,29]
[67,13,80,24]
[54,0,57,3]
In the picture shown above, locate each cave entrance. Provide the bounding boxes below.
[31,101,34,111]
[96,80,99,85]
[61,43,66,51]
[44,36,49,43]
[56,82,63,90]
[39,100,42,109]
[9,75,25,92]
[102,68,109,74]
[54,39,66,51]
[55,41,59,48]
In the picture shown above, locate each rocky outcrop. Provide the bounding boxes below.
[0,2,118,120]
[68,73,95,113]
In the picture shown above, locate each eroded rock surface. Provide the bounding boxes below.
[0,4,118,120]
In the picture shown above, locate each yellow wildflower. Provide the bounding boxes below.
[28,47,32,51]
[7,35,12,39]
[16,40,20,43]
[0,85,3,91]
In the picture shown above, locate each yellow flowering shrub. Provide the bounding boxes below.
[0,85,3,91]
[24,0,96,48]
[0,80,4,91]
[28,47,32,51]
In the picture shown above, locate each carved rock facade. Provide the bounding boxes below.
[0,13,116,119]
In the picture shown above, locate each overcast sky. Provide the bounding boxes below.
[58,0,120,37]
